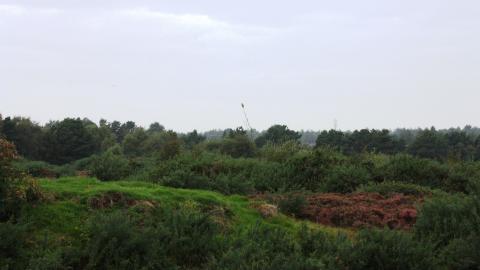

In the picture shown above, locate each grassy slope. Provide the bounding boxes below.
[20,177,348,249]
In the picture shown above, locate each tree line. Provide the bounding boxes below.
[2,114,480,164]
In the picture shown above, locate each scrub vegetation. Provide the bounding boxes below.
[1,115,480,269]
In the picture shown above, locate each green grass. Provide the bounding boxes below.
[29,177,347,241]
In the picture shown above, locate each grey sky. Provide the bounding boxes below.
[1,1,479,132]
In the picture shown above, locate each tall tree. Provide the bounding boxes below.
[408,128,448,160]
[255,125,301,147]
[42,118,96,164]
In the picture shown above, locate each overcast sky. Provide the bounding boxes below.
[1,1,479,132]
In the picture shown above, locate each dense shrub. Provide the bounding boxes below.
[0,139,43,221]
[14,160,59,178]
[415,193,480,246]
[277,193,308,218]
[322,164,370,193]
[343,229,437,270]
[356,181,437,196]
[258,141,307,162]
[445,162,480,194]
[89,147,130,181]
[282,148,347,191]
[211,225,323,270]
[73,204,222,270]
[0,222,27,269]
[377,154,449,188]
[438,234,480,269]
[147,152,281,194]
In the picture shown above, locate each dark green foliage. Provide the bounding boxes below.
[0,222,27,270]
[147,122,165,133]
[182,129,206,149]
[14,160,60,178]
[323,164,370,193]
[408,128,448,160]
[220,134,256,158]
[277,193,307,218]
[445,162,480,194]
[1,139,43,221]
[77,205,221,270]
[283,148,347,191]
[415,194,480,246]
[316,129,405,155]
[356,181,437,196]
[89,147,130,181]
[343,229,437,270]
[438,234,480,269]
[258,141,307,162]
[122,129,148,157]
[42,118,96,164]
[1,117,44,160]
[211,225,324,270]
[147,152,266,194]
[255,124,301,147]
[377,154,449,188]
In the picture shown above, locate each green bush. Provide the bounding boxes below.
[438,234,480,269]
[147,152,281,194]
[377,154,449,188]
[14,160,59,178]
[258,141,307,162]
[89,148,130,181]
[277,193,308,218]
[0,222,27,269]
[343,229,437,270]
[282,148,347,191]
[415,193,480,246]
[445,162,480,194]
[211,225,323,270]
[356,181,438,196]
[77,205,221,270]
[322,165,370,193]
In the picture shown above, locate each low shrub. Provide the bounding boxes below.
[89,147,130,181]
[343,229,437,270]
[73,204,222,270]
[322,165,370,193]
[415,193,480,246]
[0,222,27,269]
[277,193,307,218]
[14,160,59,178]
[377,154,449,188]
[356,181,437,196]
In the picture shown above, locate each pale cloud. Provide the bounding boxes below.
[117,7,280,42]
[0,4,26,15]
[0,4,62,16]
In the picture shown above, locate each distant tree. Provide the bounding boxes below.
[143,131,181,160]
[1,117,43,160]
[221,133,256,158]
[316,130,347,151]
[108,120,137,143]
[42,118,96,164]
[122,129,148,157]
[182,130,206,149]
[148,122,165,133]
[255,125,301,147]
[445,131,476,161]
[475,135,480,161]
[223,127,247,138]
[408,128,448,160]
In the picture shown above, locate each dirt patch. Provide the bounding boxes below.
[252,192,421,230]
[87,192,157,210]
